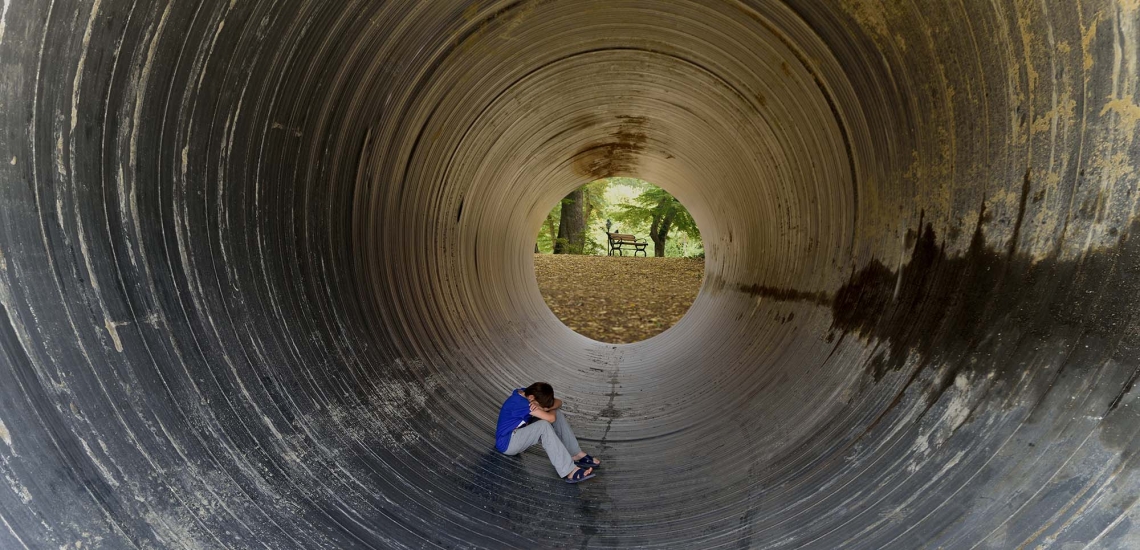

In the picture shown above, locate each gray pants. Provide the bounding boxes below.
[503,410,582,477]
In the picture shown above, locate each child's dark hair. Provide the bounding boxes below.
[524,382,554,408]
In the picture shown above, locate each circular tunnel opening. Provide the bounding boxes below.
[532,177,705,344]
[1,1,1138,549]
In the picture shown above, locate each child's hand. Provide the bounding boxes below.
[529,402,539,412]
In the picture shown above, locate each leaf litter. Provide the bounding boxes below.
[533,254,704,343]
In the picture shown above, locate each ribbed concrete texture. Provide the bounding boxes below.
[1,1,1139,548]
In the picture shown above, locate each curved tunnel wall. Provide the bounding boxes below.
[0,0,1138,547]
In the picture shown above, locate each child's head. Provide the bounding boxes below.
[524,382,555,408]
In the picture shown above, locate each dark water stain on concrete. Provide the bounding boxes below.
[730,176,1140,416]
[1007,168,1031,259]
[738,283,829,306]
[599,403,622,418]
[572,115,648,179]
[830,211,1140,412]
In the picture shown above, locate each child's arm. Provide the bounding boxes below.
[529,402,557,422]
[545,398,563,412]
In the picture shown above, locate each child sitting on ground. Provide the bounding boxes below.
[494,382,602,483]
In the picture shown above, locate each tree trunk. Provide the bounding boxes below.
[554,189,586,254]
[650,217,665,257]
[546,214,556,251]
[650,202,676,257]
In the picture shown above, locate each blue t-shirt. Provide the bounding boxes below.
[495,389,535,452]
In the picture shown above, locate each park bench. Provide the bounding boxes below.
[607,232,648,257]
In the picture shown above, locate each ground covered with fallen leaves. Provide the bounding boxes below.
[533,254,705,343]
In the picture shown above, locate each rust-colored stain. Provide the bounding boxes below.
[572,115,649,178]
[9,0,1140,547]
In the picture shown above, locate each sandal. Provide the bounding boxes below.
[565,467,595,484]
[574,454,601,468]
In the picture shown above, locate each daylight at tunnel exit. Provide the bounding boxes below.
[1,0,1139,548]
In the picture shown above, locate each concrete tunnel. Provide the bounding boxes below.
[1,0,1139,547]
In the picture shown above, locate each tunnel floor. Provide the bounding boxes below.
[1,0,1140,548]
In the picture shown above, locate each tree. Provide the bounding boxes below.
[612,186,699,257]
[554,188,586,254]
[535,201,561,253]
[580,179,611,254]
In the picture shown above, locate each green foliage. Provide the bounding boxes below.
[535,201,561,254]
[611,185,700,257]
[535,178,703,257]
[613,187,698,237]
[580,180,610,254]
[666,232,704,258]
